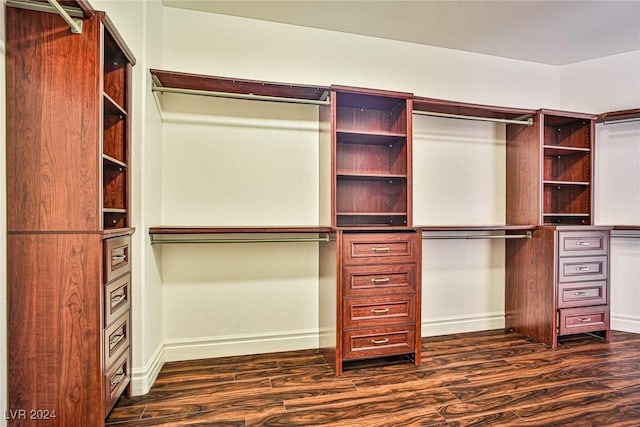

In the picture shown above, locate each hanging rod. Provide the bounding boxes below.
[152,85,331,106]
[150,235,331,245]
[7,0,83,33]
[422,232,532,240]
[413,110,533,126]
[603,117,640,125]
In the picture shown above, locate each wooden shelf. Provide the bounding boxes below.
[336,130,407,141]
[413,96,535,120]
[543,145,590,156]
[103,154,127,168]
[544,180,590,186]
[148,226,333,244]
[150,69,330,102]
[597,108,640,123]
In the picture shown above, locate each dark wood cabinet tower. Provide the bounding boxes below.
[506,110,611,347]
[319,86,422,375]
[6,2,135,424]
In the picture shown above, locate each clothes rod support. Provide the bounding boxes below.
[7,0,83,33]
[413,110,533,126]
[422,232,532,240]
[152,85,330,106]
[150,235,331,245]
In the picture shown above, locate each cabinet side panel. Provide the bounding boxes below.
[318,104,332,226]
[6,9,100,232]
[8,233,103,424]
[505,227,556,346]
[319,232,339,374]
[506,114,542,225]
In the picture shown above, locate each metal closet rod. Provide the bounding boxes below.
[150,235,331,245]
[602,117,640,125]
[422,232,532,240]
[413,110,533,126]
[152,85,331,106]
[7,0,83,33]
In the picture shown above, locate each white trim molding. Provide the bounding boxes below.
[163,328,319,362]
[422,312,505,337]
[131,342,165,396]
[611,314,640,334]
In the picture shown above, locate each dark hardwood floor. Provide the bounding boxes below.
[106,329,640,426]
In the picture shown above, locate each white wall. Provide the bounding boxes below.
[559,51,640,113]
[1,1,7,424]
[159,7,562,359]
[595,121,640,333]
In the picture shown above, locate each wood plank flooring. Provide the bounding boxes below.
[106,329,640,426]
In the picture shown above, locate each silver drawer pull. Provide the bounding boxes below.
[110,371,126,389]
[370,338,390,345]
[576,241,591,246]
[371,308,390,315]
[371,247,390,252]
[112,254,127,264]
[577,317,592,323]
[110,333,125,348]
[111,293,127,305]
[574,291,589,296]
[575,266,590,271]
[371,278,391,284]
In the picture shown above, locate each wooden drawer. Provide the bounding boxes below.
[342,326,415,360]
[104,314,129,370]
[343,264,416,296]
[557,281,607,308]
[342,232,418,265]
[344,295,415,329]
[559,231,609,257]
[104,351,130,417]
[558,306,609,335]
[105,274,131,328]
[104,235,131,283]
[558,256,607,283]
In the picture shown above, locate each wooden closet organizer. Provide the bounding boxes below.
[6,1,135,424]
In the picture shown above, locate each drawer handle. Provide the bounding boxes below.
[371,308,390,315]
[111,293,127,305]
[112,254,127,264]
[577,317,592,323]
[576,241,591,246]
[371,247,390,252]
[574,291,589,296]
[110,371,126,389]
[371,278,391,284]
[370,338,390,345]
[575,266,590,271]
[110,333,125,348]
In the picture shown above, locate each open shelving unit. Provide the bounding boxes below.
[333,87,412,227]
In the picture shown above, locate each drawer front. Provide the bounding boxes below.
[557,281,607,308]
[104,235,131,283]
[105,274,131,328]
[104,351,130,416]
[558,256,607,283]
[558,306,609,335]
[343,264,416,296]
[342,326,415,360]
[344,295,415,329]
[559,231,609,257]
[342,233,418,265]
[104,314,129,370]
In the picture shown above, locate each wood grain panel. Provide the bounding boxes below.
[8,233,103,425]
[6,7,100,232]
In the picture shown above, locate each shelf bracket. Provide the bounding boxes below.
[7,0,83,34]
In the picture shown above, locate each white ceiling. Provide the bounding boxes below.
[162,0,640,65]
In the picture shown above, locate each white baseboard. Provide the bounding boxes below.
[612,314,640,334]
[131,342,165,396]
[163,329,319,362]
[422,312,505,337]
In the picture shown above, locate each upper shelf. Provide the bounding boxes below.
[148,226,334,244]
[597,108,640,124]
[150,69,330,105]
[412,96,536,126]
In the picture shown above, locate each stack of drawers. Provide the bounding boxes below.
[340,232,421,362]
[556,230,610,337]
[103,235,132,414]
